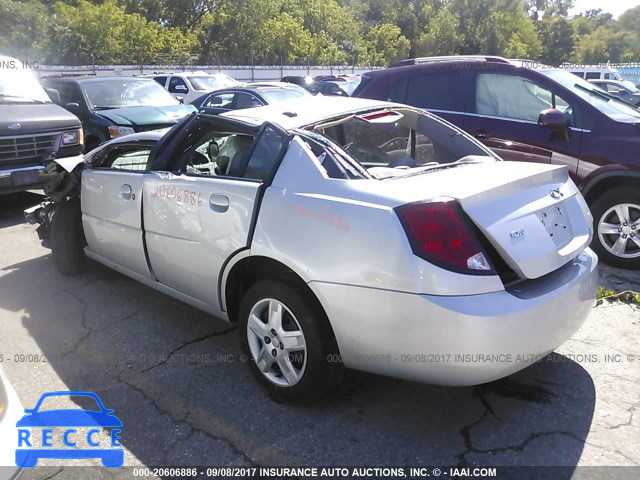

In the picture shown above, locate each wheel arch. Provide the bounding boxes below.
[222,255,328,327]
[581,170,640,204]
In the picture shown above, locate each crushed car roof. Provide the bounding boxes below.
[220,96,396,130]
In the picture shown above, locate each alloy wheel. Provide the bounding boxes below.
[597,202,640,259]
[246,298,307,387]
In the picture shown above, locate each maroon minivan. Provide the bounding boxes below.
[355,56,640,269]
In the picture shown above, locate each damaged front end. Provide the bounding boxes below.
[24,155,85,247]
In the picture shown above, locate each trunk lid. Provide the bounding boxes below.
[359,160,593,279]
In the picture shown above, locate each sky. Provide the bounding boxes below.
[570,0,640,18]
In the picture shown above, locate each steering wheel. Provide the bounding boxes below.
[344,142,389,164]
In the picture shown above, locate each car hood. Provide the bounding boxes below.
[0,103,81,135]
[96,104,196,127]
[16,409,123,427]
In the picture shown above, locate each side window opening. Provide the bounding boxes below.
[241,125,288,180]
[204,93,234,108]
[476,73,574,126]
[170,120,258,178]
[406,72,461,111]
[386,77,407,103]
[93,145,153,171]
[153,76,167,87]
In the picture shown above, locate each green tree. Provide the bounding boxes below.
[361,23,410,65]
[537,16,574,65]
[0,0,51,59]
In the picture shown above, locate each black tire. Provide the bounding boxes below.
[590,186,640,269]
[239,280,343,403]
[51,198,87,275]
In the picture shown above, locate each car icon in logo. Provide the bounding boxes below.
[15,391,123,468]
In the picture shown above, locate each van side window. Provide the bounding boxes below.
[585,72,601,80]
[386,78,407,103]
[406,72,461,111]
[476,73,574,125]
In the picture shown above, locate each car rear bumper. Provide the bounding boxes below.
[311,248,598,386]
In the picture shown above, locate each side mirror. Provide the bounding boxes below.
[538,108,569,142]
[64,102,82,115]
[45,88,61,104]
[175,96,184,104]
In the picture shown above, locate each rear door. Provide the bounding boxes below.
[142,119,290,309]
[81,142,155,278]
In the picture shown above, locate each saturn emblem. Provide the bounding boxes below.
[550,188,563,199]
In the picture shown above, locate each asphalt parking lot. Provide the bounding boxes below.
[1,191,639,479]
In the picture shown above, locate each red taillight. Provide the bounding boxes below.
[395,200,496,275]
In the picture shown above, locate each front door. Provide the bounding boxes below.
[467,71,583,160]
[81,145,155,278]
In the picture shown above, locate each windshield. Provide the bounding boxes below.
[189,75,240,91]
[328,80,360,96]
[540,70,640,121]
[0,69,51,103]
[312,107,496,176]
[259,88,309,103]
[81,79,179,109]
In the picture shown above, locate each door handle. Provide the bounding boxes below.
[120,184,133,200]
[209,194,229,213]
[474,129,489,138]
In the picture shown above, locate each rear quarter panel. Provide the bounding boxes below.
[250,136,505,296]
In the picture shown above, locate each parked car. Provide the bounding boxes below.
[281,75,313,86]
[323,80,360,96]
[26,97,596,402]
[191,85,310,115]
[306,82,349,96]
[562,64,623,81]
[0,55,83,194]
[589,79,640,107]
[151,71,240,104]
[41,76,196,152]
[355,55,640,268]
[247,82,310,96]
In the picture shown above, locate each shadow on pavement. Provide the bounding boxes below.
[0,254,596,476]
[0,192,44,228]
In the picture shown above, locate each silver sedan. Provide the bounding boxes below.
[28,97,598,403]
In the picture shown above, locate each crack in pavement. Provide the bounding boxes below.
[455,380,581,465]
[609,399,639,430]
[140,326,237,374]
[59,288,139,357]
[614,450,640,466]
[115,367,258,467]
[41,467,64,480]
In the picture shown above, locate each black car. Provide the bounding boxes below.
[1,56,82,194]
[589,79,640,107]
[191,85,310,115]
[41,76,196,152]
[306,82,349,97]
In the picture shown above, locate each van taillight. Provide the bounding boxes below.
[395,200,496,275]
